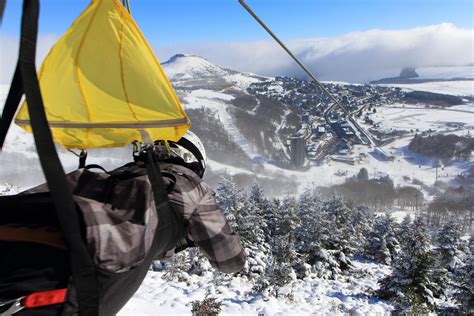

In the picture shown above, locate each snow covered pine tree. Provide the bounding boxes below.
[378,217,443,313]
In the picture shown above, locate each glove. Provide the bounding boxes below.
[174,237,196,253]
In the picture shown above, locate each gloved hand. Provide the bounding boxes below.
[174,237,196,253]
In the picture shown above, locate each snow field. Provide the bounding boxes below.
[368,103,474,133]
[379,80,474,97]
[119,260,393,316]
[224,73,264,90]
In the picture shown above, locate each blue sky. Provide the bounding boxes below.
[1,0,473,46]
[1,1,473,83]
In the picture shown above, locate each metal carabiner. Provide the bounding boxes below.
[0,297,25,316]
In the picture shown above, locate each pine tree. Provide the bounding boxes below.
[244,181,271,247]
[397,214,412,245]
[215,175,245,231]
[296,193,354,279]
[233,181,272,279]
[365,214,399,264]
[357,167,369,181]
[436,219,464,271]
[323,195,354,256]
[248,180,273,239]
[255,196,300,298]
[453,237,473,314]
[272,196,299,265]
[378,217,441,313]
[349,205,374,256]
[294,187,323,255]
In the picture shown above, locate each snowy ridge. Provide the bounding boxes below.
[162,54,230,80]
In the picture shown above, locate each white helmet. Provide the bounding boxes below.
[173,131,207,177]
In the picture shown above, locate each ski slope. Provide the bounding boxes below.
[184,89,263,161]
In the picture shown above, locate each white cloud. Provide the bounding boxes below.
[156,23,474,83]
[0,33,58,84]
[1,24,472,84]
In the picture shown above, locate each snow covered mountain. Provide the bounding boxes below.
[160,54,304,193]
[162,54,264,90]
[162,54,231,80]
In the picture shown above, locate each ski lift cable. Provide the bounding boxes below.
[122,0,131,14]
[238,0,350,116]
[0,0,5,25]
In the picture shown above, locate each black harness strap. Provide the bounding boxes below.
[1,1,99,315]
[145,149,185,255]
[0,64,23,149]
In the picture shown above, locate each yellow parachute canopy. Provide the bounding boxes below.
[15,0,190,149]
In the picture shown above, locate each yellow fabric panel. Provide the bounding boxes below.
[15,0,190,149]
[17,125,189,149]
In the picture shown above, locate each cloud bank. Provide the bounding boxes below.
[0,33,58,84]
[156,23,473,83]
[1,24,472,84]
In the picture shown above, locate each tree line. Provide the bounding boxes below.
[408,133,473,160]
[320,168,424,211]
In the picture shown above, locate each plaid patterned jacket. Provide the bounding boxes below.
[160,163,246,273]
[20,162,245,274]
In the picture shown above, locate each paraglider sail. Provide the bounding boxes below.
[15,0,190,149]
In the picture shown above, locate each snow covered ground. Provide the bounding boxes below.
[375,65,473,96]
[368,103,474,133]
[379,80,474,97]
[119,260,393,316]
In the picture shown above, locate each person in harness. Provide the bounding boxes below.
[149,131,246,273]
[1,1,245,314]
[0,131,246,315]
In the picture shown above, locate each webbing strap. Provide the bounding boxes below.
[1,1,99,315]
[145,149,186,255]
[0,65,23,149]
[23,289,67,309]
[146,149,170,204]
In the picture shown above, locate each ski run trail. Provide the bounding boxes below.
[184,89,263,161]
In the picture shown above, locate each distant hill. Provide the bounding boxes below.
[371,66,473,84]
[399,67,419,79]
